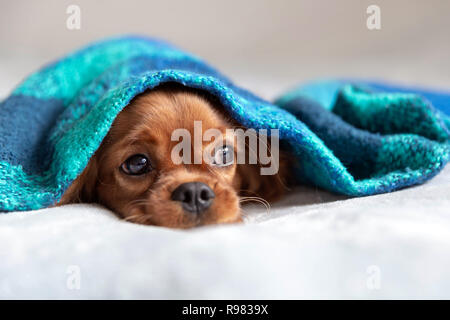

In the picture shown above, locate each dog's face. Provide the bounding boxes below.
[60,85,288,228]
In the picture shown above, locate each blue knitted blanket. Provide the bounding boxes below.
[1,36,449,211]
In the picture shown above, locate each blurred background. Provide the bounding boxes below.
[1,0,450,99]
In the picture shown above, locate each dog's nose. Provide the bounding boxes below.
[171,182,215,214]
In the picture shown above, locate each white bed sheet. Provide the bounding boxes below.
[1,165,449,299]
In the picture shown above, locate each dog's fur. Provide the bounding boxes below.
[59,84,291,228]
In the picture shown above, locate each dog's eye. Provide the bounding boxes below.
[121,154,152,175]
[212,145,234,167]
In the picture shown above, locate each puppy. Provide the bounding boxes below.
[59,83,291,228]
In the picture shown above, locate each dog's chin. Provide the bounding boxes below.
[118,196,242,229]
[122,209,243,229]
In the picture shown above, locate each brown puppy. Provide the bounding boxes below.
[59,84,291,228]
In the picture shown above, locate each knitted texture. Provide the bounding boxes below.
[0,36,449,211]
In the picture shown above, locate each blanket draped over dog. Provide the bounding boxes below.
[1,36,449,211]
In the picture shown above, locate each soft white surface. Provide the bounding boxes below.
[0,165,449,299]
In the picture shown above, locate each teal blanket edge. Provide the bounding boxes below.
[1,35,449,211]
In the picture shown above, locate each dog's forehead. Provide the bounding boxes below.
[135,91,229,134]
[114,90,235,157]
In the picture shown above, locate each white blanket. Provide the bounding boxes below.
[1,165,449,299]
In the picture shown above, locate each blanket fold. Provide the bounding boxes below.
[1,36,449,211]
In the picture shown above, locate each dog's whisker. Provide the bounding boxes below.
[239,196,271,214]
[238,208,249,218]
[123,213,143,222]
[137,213,154,223]
[123,211,154,223]
[122,198,153,216]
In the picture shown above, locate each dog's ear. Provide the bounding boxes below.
[57,156,98,205]
[233,151,291,202]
